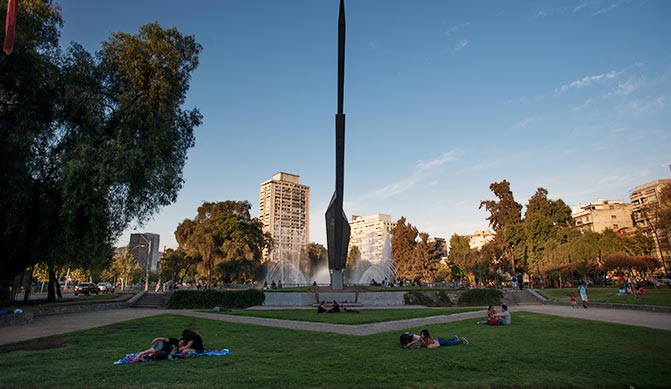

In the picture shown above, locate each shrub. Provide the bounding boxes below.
[457,288,502,306]
[168,289,265,309]
[403,291,453,307]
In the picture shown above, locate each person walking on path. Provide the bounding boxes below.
[578,281,588,308]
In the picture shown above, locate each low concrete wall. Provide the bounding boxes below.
[22,292,143,317]
[263,291,409,306]
[357,291,406,306]
[318,292,357,304]
[262,292,317,306]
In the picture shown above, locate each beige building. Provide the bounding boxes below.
[466,230,495,250]
[349,214,396,264]
[630,179,671,270]
[572,200,633,233]
[259,172,310,263]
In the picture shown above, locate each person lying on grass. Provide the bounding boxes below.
[133,337,180,361]
[179,329,204,354]
[419,329,469,349]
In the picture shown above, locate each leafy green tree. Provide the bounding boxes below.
[1,1,202,301]
[479,180,522,273]
[306,242,327,280]
[479,180,523,240]
[346,245,361,268]
[176,201,271,285]
[391,217,418,281]
[522,188,573,276]
[111,249,141,291]
[412,232,443,282]
[160,248,199,287]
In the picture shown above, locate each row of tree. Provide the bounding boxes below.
[1,1,201,301]
[384,179,670,286]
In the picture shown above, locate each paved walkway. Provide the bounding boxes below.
[1,304,669,347]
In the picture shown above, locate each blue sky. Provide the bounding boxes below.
[58,0,671,250]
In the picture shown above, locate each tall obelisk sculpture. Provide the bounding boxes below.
[325,0,350,290]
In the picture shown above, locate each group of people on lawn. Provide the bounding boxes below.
[401,304,511,350]
[477,304,511,326]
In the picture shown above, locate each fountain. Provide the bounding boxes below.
[347,232,395,285]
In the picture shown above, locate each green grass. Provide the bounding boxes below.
[2,312,669,388]
[215,307,481,325]
[538,287,671,306]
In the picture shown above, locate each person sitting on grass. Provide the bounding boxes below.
[327,300,340,313]
[477,305,497,325]
[317,301,327,313]
[133,336,180,361]
[419,329,469,348]
[493,304,511,325]
[179,329,204,354]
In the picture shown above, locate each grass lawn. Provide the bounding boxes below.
[2,312,669,388]
[216,307,482,325]
[538,287,671,306]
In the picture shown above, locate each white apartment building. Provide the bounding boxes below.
[630,179,671,270]
[572,199,633,233]
[466,230,495,250]
[259,172,310,263]
[349,214,396,264]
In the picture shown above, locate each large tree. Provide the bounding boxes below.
[1,1,202,300]
[479,180,523,273]
[390,217,418,282]
[176,201,271,285]
[479,180,523,240]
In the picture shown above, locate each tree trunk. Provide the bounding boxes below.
[47,268,57,302]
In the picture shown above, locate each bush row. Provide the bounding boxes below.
[403,291,454,306]
[457,288,503,306]
[167,289,265,309]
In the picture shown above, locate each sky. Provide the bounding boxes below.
[57,0,671,250]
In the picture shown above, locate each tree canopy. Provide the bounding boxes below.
[0,0,201,299]
[176,201,271,285]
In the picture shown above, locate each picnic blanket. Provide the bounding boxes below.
[114,349,231,365]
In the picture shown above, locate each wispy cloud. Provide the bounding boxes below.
[593,3,618,16]
[360,151,460,201]
[572,2,591,13]
[511,116,535,130]
[617,95,668,116]
[453,39,468,53]
[554,70,621,95]
[416,151,459,172]
[444,22,470,37]
[533,8,561,19]
[571,98,593,113]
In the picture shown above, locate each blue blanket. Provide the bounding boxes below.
[114,349,231,365]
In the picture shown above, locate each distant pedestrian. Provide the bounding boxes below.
[578,281,588,308]
[570,293,578,309]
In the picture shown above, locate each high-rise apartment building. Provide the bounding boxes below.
[259,172,310,263]
[572,200,633,233]
[129,233,160,271]
[630,179,671,271]
[348,214,396,264]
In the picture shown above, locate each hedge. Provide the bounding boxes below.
[403,290,453,307]
[167,289,265,309]
[457,288,503,306]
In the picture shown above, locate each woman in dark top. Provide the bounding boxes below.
[179,329,204,353]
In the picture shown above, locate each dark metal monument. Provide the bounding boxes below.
[325,0,350,290]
